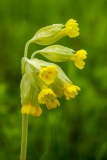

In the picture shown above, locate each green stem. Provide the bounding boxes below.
[24,40,33,57]
[31,50,40,58]
[20,114,28,160]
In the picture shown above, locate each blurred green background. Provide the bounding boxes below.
[0,0,107,160]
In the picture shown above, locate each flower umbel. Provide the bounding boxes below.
[21,18,87,116]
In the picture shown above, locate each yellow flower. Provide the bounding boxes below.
[21,104,42,117]
[39,65,58,85]
[24,19,79,51]
[31,45,87,70]
[62,19,79,38]
[20,18,87,117]
[38,88,60,110]
[64,84,80,100]
[71,49,87,69]
[46,99,60,110]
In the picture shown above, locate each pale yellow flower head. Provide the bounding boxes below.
[62,19,79,38]
[21,18,87,116]
[39,65,58,85]
[38,88,60,110]
[64,84,80,100]
[71,49,87,69]
[21,104,42,117]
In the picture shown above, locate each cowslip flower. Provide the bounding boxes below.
[31,45,87,69]
[24,19,79,49]
[39,65,58,85]
[63,84,80,100]
[38,88,60,110]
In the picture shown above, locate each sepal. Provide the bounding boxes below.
[30,24,64,45]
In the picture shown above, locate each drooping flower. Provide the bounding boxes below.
[38,88,60,110]
[31,45,87,69]
[46,99,60,110]
[63,84,80,100]
[21,104,42,117]
[24,19,79,48]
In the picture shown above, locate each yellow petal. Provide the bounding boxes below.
[46,99,60,110]
[31,106,42,117]
[64,84,80,100]
[63,19,79,38]
[38,88,56,104]
[39,65,58,85]
[71,50,87,69]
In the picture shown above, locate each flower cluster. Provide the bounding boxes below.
[20,19,87,117]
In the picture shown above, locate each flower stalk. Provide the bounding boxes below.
[24,40,33,57]
[20,114,28,160]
